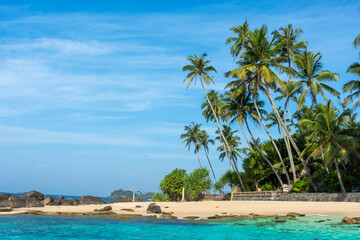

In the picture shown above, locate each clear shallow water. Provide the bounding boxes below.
[0,215,359,239]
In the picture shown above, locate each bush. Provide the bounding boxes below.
[260,182,277,191]
[184,168,212,201]
[291,178,312,193]
[160,168,186,201]
[152,193,170,202]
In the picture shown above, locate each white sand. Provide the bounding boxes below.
[3,201,360,218]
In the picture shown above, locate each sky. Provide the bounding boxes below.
[0,0,359,196]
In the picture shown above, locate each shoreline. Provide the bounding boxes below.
[1,201,360,219]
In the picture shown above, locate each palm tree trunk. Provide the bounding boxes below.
[250,87,291,185]
[240,123,253,151]
[195,148,202,169]
[204,150,217,182]
[334,157,346,193]
[284,96,297,182]
[199,78,245,191]
[264,84,318,191]
[244,118,284,188]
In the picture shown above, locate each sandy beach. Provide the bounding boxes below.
[2,201,360,219]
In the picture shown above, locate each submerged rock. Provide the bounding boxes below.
[286,212,300,218]
[80,196,106,205]
[27,191,44,201]
[146,203,161,214]
[343,217,355,224]
[183,216,199,220]
[121,208,135,212]
[159,212,177,219]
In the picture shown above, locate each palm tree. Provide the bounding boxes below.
[300,102,359,193]
[226,19,251,57]
[343,63,360,110]
[228,25,316,189]
[293,51,340,106]
[198,130,217,182]
[180,123,203,168]
[183,53,245,191]
[354,34,360,48]
[201,90,225,122]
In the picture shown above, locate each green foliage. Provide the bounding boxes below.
[160,168,186,201]
[291,178,312,193]
[110,189,155,200]
[152,193,170,202]
[315,169,360,192]
[184,168,212,201]
[260,183,277,191]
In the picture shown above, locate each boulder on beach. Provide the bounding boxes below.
[9,196,27,208]
[43,196,54,205]
[61,198,76,206]
[48,198,61,206]
[80,196,106,205]
[94,206,112,212]
[26,197,44,207]
[146,203,161,214]
[286,212,300,218]
[343,217,355,224]
[27,191,44,201]
[108,196,132,203]
[0,194,11,207]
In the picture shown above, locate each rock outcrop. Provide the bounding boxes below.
[343,217,355,224]
[27,191,44,201]
[108,196,132,203]
[80,196,106,205]
[0,194,11,207]
[94,206,112,212]
[9,196,27,208]
[61,198,77,206]
[146,203,161,214]
[26,197,44,207]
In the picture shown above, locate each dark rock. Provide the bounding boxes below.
[108,196,132,203]
[80,196,106,205]
[26,197,44,207]
[94,206,112,211]
[43,197,54,205]
[121,208,135,212]
[146,203,161,214]
[73,199,80,206]
[107,214,143,221]
[134,198,143,202]
[135,205,142,208]
[315,220,326,223]
[343,217,355,224]
[287,212,300,218]
[48,198,61,206]
[27,191,44,201]
[61,198,75,206]
[0,207,12,212]
[352,217,360,224]
[9,196,26,208]
[159,212,177,219]
[183,216,199,220]
[0,194,11,207]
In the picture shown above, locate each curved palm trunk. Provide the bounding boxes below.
[204,150,217,182]
[284,96,297,181]
[334,157,346,193]
[264,84,318,191]
[244,118,284,188]
[195,148,202,169]
[250,87,291,185]
[240,123,253,151]
[200,78,245,191]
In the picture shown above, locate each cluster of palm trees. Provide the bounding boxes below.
[181,21,360,194]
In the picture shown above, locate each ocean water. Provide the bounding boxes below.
[0,215,359,239]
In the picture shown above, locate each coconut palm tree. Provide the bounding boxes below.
[226,19,251,57]
[354,34,360,47]
[293,51,340,106]
[183,53,245,190]
[201,90,225,122]
[227,25,317,189]
[197,130,217,182]
[343,63,360,110]
[180,123,204,168]
[299,102,359,193]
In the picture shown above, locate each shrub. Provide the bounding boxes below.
[184,168,212,201]
[260,183,277,191]
[152,193,170,202]
[291,178,312,193]
[159,168,186,201]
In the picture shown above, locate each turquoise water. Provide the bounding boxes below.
[0,215,359,239]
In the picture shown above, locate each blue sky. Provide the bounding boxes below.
[0,0,359,196]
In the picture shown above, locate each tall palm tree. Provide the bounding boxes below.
[226,19,251,57]
[201,90,225,122]
[180,123,203,168]
[293,51,340,106]
[198,130,217,182]
[300,102,359,193]
[183,53,245,191]
[228,25,317,189]
[354,34,360,48]
[343,63,360,110]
